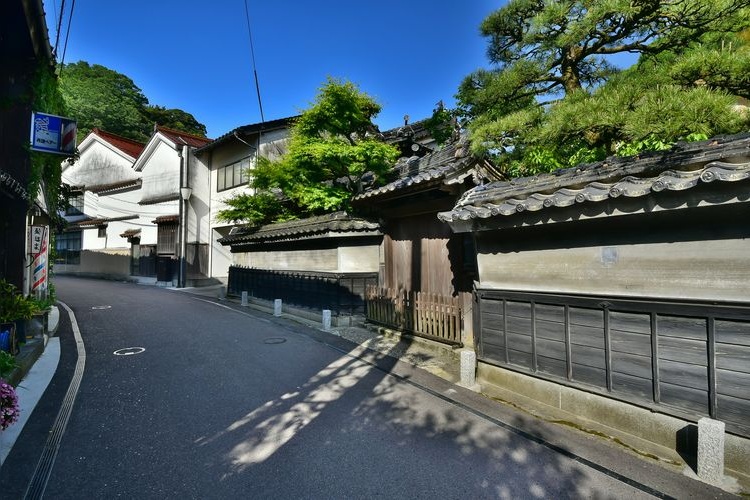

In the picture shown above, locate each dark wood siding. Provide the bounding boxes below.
[382,213,472,297]
[476,289,750,437]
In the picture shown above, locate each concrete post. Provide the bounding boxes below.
[241,291,248,307]
[697,417,725,485]
[274,299,282,317]
[458,349,480,391]
[322,310,331,331]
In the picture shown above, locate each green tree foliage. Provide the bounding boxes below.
[143,105,207,137]
[217,78,400,225]
[59,62,206,142]
[458,1,750,177]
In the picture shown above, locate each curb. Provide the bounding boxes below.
[5,305,59,388]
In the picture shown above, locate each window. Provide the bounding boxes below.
[66,192,84,215]
[97,225,107,238]
[55,231,82,265]
[217,157,252,192]
[157,223,177,255]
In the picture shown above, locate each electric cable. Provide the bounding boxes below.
[53,0,66,56]
[59,0,76,68]
[243,0,265,123]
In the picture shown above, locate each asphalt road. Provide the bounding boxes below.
[0,277,734,499]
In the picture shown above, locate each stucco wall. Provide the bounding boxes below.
[338,244,380,273]
[139,142,179,203]
[208,128,290,224]
[61,139,139,187]
[205,128,291,279]
[55,249,130,279]
[232,242,379,273]
[187,154,210,246]
[211,227,233,278]
[475,204,750,303]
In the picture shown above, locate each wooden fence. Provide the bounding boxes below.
[475,288,750,438]
[228,267,377,316]
[365,285,462,346]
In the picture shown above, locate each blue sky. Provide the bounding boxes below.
[44,1,499,139]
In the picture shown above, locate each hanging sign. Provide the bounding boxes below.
[30,111,77,154]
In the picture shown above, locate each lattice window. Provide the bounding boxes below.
[157,223,177,255]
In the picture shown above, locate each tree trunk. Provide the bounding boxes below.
[560,46,583,95]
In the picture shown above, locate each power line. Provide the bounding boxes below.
[243,0,265,123]
[59,0,76,67]
[53,0,66,56]
[51,0,60,48]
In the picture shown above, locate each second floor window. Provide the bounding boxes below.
[217,157,252,192]
[66,192,84,215]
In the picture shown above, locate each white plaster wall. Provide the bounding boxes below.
[56,249,130,278]
[209,129,290,224]
[187,154,210,245]
[139,141,179,203]
[477,238,750,302]
[234,248,339,271]
[338,244,380,272]
[61,139,139,187]
[206,128,291,279]
[231,242,380,273]
[211,227,233,278]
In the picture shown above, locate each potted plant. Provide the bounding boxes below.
[0,280,40,354]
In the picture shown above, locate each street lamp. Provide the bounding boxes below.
[179,186,192,288]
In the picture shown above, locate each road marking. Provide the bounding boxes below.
[91,305,111,310]
[24,301,86,500]
[113,347,145,356]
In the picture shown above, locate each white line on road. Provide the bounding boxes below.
[191,297,273,324]
[24,301,86,500]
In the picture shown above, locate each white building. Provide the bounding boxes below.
[57,118,295,286]
[193,116,295,280]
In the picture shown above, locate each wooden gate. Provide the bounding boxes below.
[365,286,462,345]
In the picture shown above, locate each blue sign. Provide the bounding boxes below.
[30,111,77,154]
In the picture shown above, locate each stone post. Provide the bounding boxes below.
[322,310,331,331]
[241,291,248,307]
[274,299,282,317]
[458,349,480,391]
[697,417,725,485]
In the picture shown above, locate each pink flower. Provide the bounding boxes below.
[0,378,19,430]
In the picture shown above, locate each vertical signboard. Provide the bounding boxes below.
[30,226,48,292]
[30,111,77,154]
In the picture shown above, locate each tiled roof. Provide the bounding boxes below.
[354,139,479,201]
[87,179,141,194]
[139,193,180,205]
[194,116,298,154]
[153,214,179,224]
[218,211,380,245]
[120,228,141,238]
[92,128,146,159]
[67,214,138,229]
[381,118,431,142]
[156,126,212,149]
[438,133,750,224]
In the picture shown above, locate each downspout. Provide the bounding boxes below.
[177,145,184,287]
[206,150,213,279]
[179,144,189,288]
